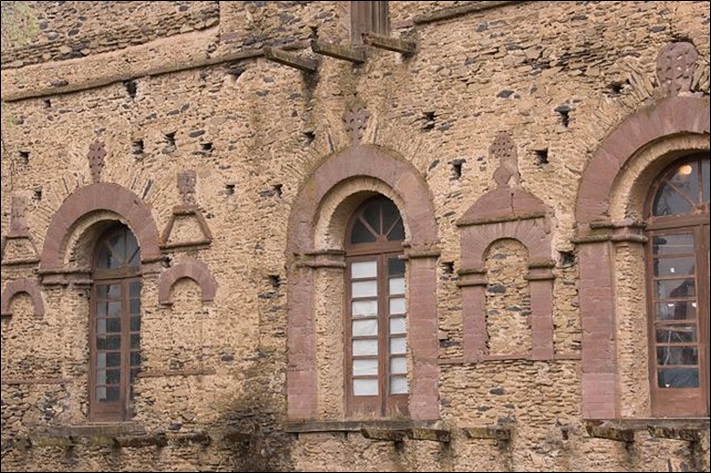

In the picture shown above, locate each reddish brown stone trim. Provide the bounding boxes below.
[160,206,213,250]
[286,144,439,421]
[39,183,161,271]
[157,257,217,305]
[459,216,554,362]
[0,278,44,318]
[576,96,710,229]
[575,97,709,420]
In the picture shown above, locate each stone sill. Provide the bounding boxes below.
[3,425,223,450]
[586,418,709,442]
[283,420,450,442]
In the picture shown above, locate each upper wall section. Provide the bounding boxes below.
[1,1,219,68]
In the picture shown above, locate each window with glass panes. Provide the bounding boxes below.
[646,153,709,417]
[90,225,142,422]
[345,196,408,417]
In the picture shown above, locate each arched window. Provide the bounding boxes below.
[89,224,142,421]
[345,196,407,417]
[646,153,709,417]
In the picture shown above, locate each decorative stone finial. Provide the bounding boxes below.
[88,141,107,183]
[656,42,698,96]
[343,100,369,145]
[489,132,519,188]
[177,170,197,206]
[10,196,29,237]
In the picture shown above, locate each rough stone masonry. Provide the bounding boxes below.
[1,1,709,471]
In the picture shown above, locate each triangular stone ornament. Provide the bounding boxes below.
[1,196,40,266]
[161,170,213,250]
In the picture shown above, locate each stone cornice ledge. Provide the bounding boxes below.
[1,26,309,102]
[586,418,709,443]
[284,420,449,442]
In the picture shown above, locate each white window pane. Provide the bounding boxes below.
[353,359,378,376]
[352,300,378,317]
[353,339,378,356]
[390,376,409,394]
[390,356,407,374]
[353,378,379,396]
[389,317,406,335]
[353,319,378,337]
[389,277,405,295]
[96,319,106,335]
[389,297,406,315]
[352,280,377,298]
[96,368,106,384]
[97,352,107,369]
[351,260,377,278]
[390,337,407,355]
[96,386,107,400]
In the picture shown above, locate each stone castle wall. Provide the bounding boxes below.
[1,1,709,471]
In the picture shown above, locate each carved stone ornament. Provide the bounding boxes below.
[489,132,519,188]
[10,196,29,237]
[88,141,107,183]
[1,195,39,266]
[656,42,698,96]
[177,170,197,206]
[161,170,213,250]
[343,100,369,145]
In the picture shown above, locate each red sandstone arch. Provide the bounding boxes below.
[39,183,161,271]
[576,96,710,227]
[0,278,44,317]
[287,145,438,255]
[285,144,440,421]
[458,186,554,362]
[459,187,550,268]
[158,257,218,305]
[575,95,710,419]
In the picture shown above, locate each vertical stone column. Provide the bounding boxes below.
[527,262,556,361]
[406,251,440,420]
[286,264,318,419]
[459,268,487,362]
[578,240,618,419]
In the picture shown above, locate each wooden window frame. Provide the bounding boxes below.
[645,153,710,417]
[344,196,408,418]
[89,225,142,422]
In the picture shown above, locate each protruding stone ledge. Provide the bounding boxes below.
[264,47,318,73]
[311,40,366,64]
[361,428,407,442]
[573,219,647,244]
[284,420,450,443]
[362,32,416,56]
[408,427,450,443]
[413,1,524,25]
[585,419,710,443]
[457,211,546,228]
[463,426,512,441]
[296,249,346,269]
[586,423,635,443]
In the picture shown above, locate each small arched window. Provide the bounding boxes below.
[345,196,407,417]
[645,153,709,417]
[89,224,142,421]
